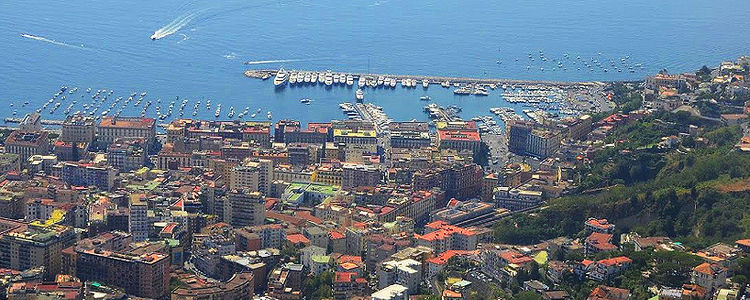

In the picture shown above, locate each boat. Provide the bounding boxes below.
[267,111,272,120]
[355,89,364,102]
[377,76,384,87]
[324,72,333,86]
[273,68,289,87]
[346,74,354,86]
[300,98,312,104]
[389,78,396,88]
[420,95,431,101]
[422,79,429,88]
[333,73,340,84]
[318,72,326,84]
[289,72,298,84]
[303,73,311,83]
[358,76,365,88]
[311,72,318,83]
[251,113,256,118]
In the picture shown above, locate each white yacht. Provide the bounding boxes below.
[358,76,366,88]
[289,72,298,84]
[346,74,354,86]
[324,72,333,86]
[422,79,429,88]
[355,89,364,102]
[273,68,289,86]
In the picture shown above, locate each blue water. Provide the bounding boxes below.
[1,0,748,124]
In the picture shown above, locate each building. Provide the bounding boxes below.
[691,262,727,294]
[230,159,273,196]
[415,222,479,254]
[19,113,42,132]
[588,285,630,300]
[225,191,266,227]
[371,284,408,300]
[589,256,632,281]
[342,163,381,190]
[106,138,147,172]
[74,245,170,299]
[284,122,330,145]
[172,272,254,300]
[377,259,422,291]
[431,200,499,226]
[507,121,562,158]
[333,128,377,145]
[129,195,149,242]
[494,187,543,211]
[97,116,156,144]
[61,113,96,143]
[585,218,616,234]
[4,130,50,164]
[437,130,481,153]
[388,122,431,149]
[0,220,76,280]
[584,232,616,256]
[234,224,285,251]
[60,161,117,191]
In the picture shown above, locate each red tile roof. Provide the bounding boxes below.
[286,234,310,245]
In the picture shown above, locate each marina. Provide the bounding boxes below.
[246,69,597,93]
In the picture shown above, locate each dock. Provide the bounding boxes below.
[244,69,600,89]
[4,118,64,126]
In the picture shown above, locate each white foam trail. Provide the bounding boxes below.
[151,11,201,40]
[20,33,87,50]
[244,57,340,65]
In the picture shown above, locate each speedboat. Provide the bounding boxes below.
[420,95,431,101]
[300,98,312,104]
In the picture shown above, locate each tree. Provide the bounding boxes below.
[514,291,543,300]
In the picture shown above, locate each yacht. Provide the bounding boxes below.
[289,72,298,85]
[389,78,396,88]
[324,72,333,86]
[318,72,326,84]
[377,76,384,87]
[303,73,311,83]
[422,79,429,88]
[333,73,340,84]
[311,73,318,84]
[355,89,364,102]
[358,76,365,88]
[273,68,289,87]
[346,74,354,86]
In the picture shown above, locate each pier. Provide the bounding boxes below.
[244,69,600,89]
[4,118,64,126]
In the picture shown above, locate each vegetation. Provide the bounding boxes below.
[302,271,334,300]
[494,112,750,248]
[608,83,643,114]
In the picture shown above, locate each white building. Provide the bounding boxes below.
[371,284,408,300]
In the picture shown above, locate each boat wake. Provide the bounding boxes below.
[369,0,389,7]
[20,33,88,50]
[244,57,338,65]
[150,10,203,40]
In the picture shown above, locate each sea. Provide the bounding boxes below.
[1,0,748,125]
